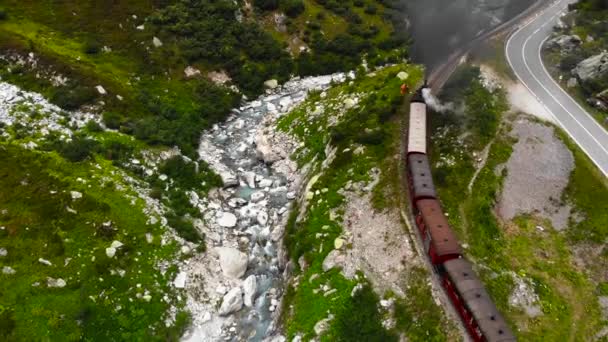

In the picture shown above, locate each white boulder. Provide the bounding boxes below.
[264,79,279,89]
[70,191,82,200]
[174,271,187,289]
[38,258,53,266]
[0,248,6,257]
[250,191,265,203]
[243,275,258,307]
[217,212,238,228]
[96,85,107,95]
[219,287,244,316]
[217,247,248,278]
[106,247,117,258]
[3,266,16,275]
[396,71,409,80]
[152,37,163,47]
[47,277,66,288]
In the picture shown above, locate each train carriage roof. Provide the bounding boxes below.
[416,199,462,256]
[408,102,427,154]
[444,259,516,342]
[407,154,437,200]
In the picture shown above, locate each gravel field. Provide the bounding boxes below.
[497,117,574,230]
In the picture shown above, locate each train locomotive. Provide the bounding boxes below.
[406,87,516,342]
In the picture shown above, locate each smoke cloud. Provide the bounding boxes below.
[405,0,536,69]
[422,88,454,113]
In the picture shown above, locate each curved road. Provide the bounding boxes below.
[506,0,608,177]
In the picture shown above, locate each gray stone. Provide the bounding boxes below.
[567,77,578,88]
[573,52,608,83]
[2,266,15,275]
[243,275,258,307]
[217,247,248,278]
[547,34,581,53]
[257,211,269,226]
[219,287,243,316]
[322,249,345,272]
[250,191,265,203]
[0,248,6,257]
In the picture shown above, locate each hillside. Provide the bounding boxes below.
[0,1,420,340]
[430,64,608,340]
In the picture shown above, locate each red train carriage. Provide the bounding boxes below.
[443,258,516,342]
[407,153,437,203]
[415,199,462,265]
[406,86,516,341]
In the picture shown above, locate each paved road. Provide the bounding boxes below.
[506,0,608,177]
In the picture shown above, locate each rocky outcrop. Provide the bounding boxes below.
[573,52,608,85]
[547,34,582,54]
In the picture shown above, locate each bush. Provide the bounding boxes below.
[102,112,125,129]
[57,136,100,162]
[85,120,103,132]
[254,0,280,10]
[83,39,102,54]
[167,215,202,243]
[0,9,7,21]
[51,84,97,110]
[281,0,305,17]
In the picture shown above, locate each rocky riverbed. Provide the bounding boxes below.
[180,73,351,341]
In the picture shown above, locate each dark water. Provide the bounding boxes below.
[406,0,537,69]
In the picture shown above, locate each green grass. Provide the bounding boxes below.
[0,143,187,341]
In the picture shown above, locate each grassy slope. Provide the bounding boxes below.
[0,143,186,341]
[278,64,455,340]
[431,67,608,340]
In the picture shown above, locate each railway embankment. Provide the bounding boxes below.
[275,63,461,341]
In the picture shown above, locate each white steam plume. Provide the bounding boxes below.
[422,88,454,113]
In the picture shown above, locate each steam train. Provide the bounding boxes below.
[406,87,516,342]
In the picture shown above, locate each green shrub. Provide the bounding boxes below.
[57,136,100,162]
[85,120,103,132]
[281,0,305,17]
[51,84,97,110]
[83,38,102,54]
[167,215,202,243]
[0,8,7,21]
[254,0,280,10]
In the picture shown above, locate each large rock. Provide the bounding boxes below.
[322,249,345,272]
[255,132,282,164]
[219,287,244,316]
[243,275,258,307]
[217,247,248,278]
[597,88,608,103]
[217,212,238,228]
[174,272,187,289]
[573,52,608,83]
[546,34,581,53]
[264,79,279,89]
